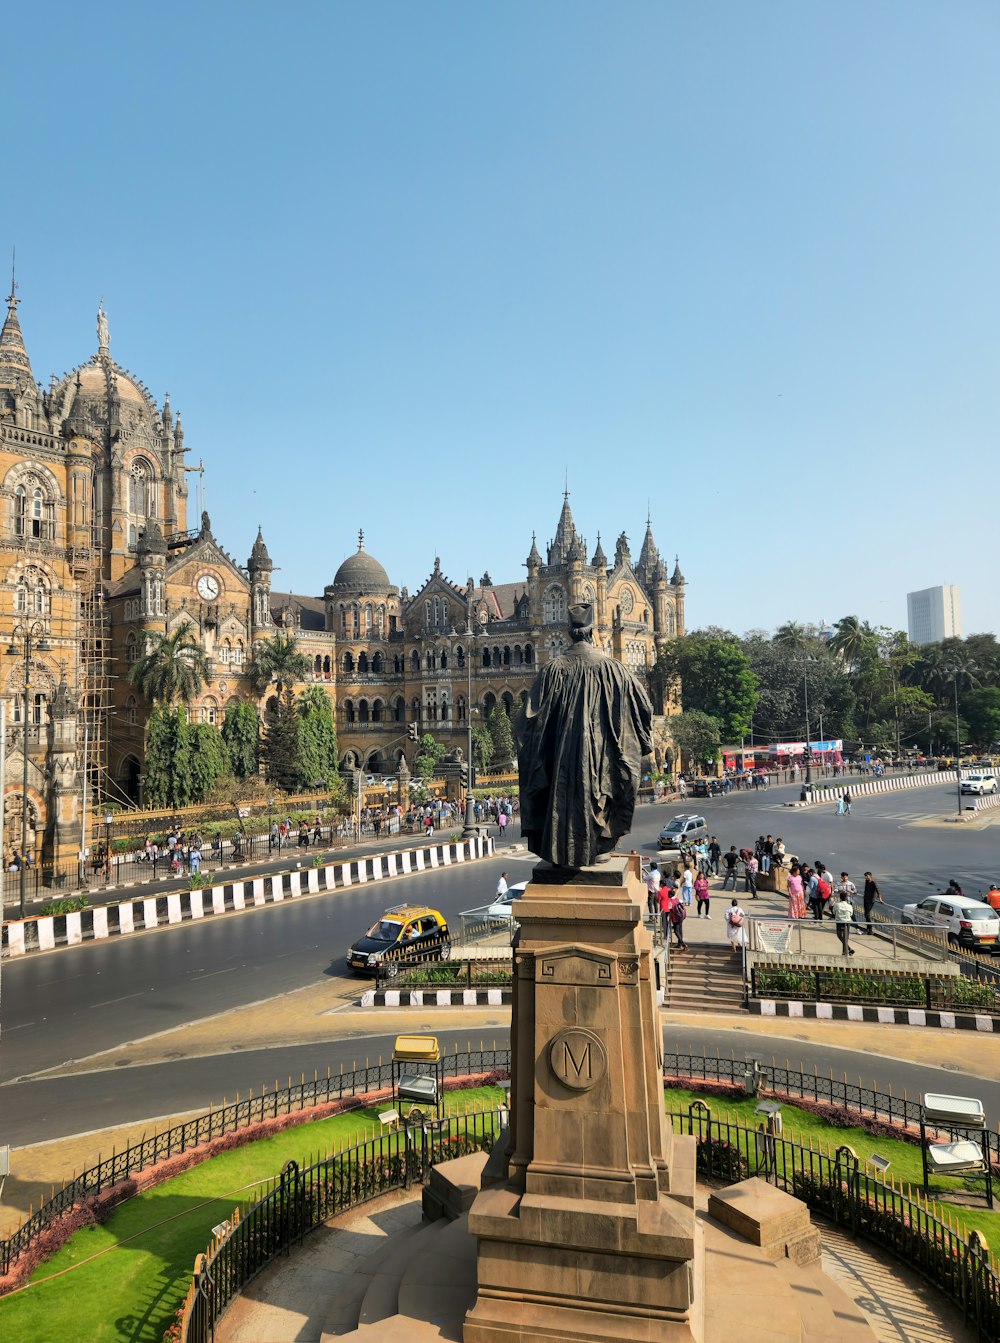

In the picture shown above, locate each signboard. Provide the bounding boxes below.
[754,921,794,953]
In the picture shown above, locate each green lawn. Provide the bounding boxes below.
[664,1085,1000,1242]
[0,1087,507,1343]
[0,1082,993,1343]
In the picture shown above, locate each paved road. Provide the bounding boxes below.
[4,1021,998,1149]
[4,778,998,1135]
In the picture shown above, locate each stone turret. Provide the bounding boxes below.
[526,533,541,577]
[636,513,659,588]
[671,556,686,636]
[591,534,607,570]
[548,490,577,566]
[137,521,167,619]
[249,526,273,631]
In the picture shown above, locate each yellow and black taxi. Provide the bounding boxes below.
[347,903,451,975]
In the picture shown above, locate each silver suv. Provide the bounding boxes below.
[657,814,708,850]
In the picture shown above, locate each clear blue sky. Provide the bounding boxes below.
[7,2,999,636]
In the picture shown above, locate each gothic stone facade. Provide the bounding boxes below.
[0,292,685,861]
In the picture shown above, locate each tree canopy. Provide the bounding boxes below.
[128,620,211,706]
[654,633,758,742]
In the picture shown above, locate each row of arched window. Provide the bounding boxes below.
[336,603,396,638]
[335,643,536,676]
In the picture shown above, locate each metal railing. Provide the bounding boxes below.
[181,1110,504,1343]
[749,962,1000,1015]
[374,948,513,992]
[745,914,952,963]
[180,1101,1000,1343]
[667,1107,1000,1343]
[0,1048,511,1278]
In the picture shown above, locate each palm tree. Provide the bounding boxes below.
[128,620,211,706]
[773,622,810,654]
[246,632,310,709]
[829,615,874,671]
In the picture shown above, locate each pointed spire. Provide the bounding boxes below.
[162,391,173,429]
[672,554,686,586]
[0,271,34,390]
[526,532,542,569]
[592,533,607,569]
[249,525,272,572]
[551,488,577,562]
[637,514,659,581]
[568,531,585,563]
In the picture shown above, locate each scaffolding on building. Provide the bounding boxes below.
[69,540,123,830]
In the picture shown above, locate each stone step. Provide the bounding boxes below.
[397,1214,478,1331]
[356,1217,449,1328]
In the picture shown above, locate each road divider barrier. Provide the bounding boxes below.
[785,770,961,809]
[0,835,495,959]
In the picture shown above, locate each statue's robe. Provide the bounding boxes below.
[516,641,653,870]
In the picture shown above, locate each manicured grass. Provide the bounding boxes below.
[664,1085,1000,1241]
[0,1087,507,1343]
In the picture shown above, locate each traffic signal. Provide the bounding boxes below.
[459,763,469,787]
[407,723,419,742]
[804,746,812,761]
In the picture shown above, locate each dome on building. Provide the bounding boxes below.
[330,530,392,595]
[49,307,165,446]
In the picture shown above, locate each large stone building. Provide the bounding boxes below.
[0,289,685,862]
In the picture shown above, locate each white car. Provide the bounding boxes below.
[901,893,1000,953]
[960,773,997,796]
[486,881,527,920]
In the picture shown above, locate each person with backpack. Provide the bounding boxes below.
[668,891,687,949]
[725,898,746,954]
[814,866,832,918]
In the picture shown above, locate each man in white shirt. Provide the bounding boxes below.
[645,861,662,915]
[496,871,509,898]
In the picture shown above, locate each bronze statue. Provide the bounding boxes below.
[517,603,653,870]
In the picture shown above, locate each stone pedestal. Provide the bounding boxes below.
[465,855,699,1342]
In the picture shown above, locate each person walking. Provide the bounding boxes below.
[694,870,711,918]
[832,888,856,955]
[645,861,662,916]
[496,871,509,900]
[836,795,845,817]
[843,790,852,816]
[681,863,695,907]
[669,893,687,949]
[498,809,508,841]
[708,835,722,876]
[862,871,883,934]
[787,863,806,919]
[722,845,739,890]
[836,871,857,915]
[657,884,675,946]
[725,898,746,955]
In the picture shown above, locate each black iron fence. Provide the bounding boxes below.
[374,951,513,992]
[667,1107,1000,1343]
[0,1048,510,1278]
[179,1103,1000,1343]
[182,1111,502,1342]
[749,963,1000,1015]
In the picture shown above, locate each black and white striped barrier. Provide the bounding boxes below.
[750,998,996,1031]
[785,771,960,808]
[1,835,495,958]
[359,983,666,1009]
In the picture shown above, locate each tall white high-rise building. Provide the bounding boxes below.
[907,585,962,645]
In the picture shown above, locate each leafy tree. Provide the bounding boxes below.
[654,633,758,742]
[960,688,1000,747]
[488,707,516,767]
[829,615,875,671]
[667,710,721,772]
[773,622,810,654]
[189,724,231,801]
[263,708,303,792]
[144,706,196,807]
[246,633,311,707]
[128,620,211,706]
[471,723,494,773]
[414,733,447,779]
[221,698,260,780]
[297,685,340,788]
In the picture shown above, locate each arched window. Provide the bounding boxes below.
[482,647,490,668]
[483,692,497,718]
[439,648,448,671]
[456,645,465,669]
[371,651,384,673]
[14,485,25,537]
[503,646,511,666]
[365,604,373,633]
[202,698,219,725]
[31,486,43,536]
[233,641,245,665]
[359,698,370,724]
[126,632,138,663]
[513,644,523,666]
[411,697,420,721]
[372,698,384,723]
[125,695,138,726]
[393,697,404,722]
[221,642,232,665]
[394,654,404,674]
[524,643,534,666]
[425,650,435,671]
[441,697,450,721]
[343,651,355,674]
[339,605,348,633]
[323,655,331,677]
[358,651,369,674]
[425,600,432,629]
[411,650,420,673]
[492,646,501,668]
[344,699,356,724]
[543,584,566,625]
[502,692,515,717]
[457,695,467,722]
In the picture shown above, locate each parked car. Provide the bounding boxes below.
[657,815,709,849]
[346,903,450,975]
[690,779,725,799]
[900,894,1000,953]
[486,880,528,920]
[961,773,997,796]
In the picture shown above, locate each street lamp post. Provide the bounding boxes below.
[6,621,50,918]
[104,811,113,881]
[802,663,813,789]
[463,632,478,838]
[954,676,963,818]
